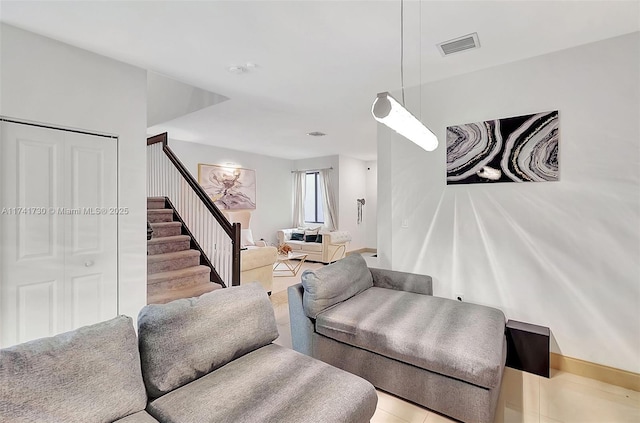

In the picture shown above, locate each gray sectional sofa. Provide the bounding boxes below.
[1,283,377,423]
[289,254,507,423]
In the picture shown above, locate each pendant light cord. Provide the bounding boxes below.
[400,0,405,106]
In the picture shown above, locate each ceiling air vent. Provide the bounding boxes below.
[437,32,480,56]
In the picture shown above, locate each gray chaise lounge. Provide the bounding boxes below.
[289,254,507,423]
[1,283,377,423]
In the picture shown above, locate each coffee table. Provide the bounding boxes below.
[274,252,308,277]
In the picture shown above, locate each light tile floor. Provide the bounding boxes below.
[270,258,640,423]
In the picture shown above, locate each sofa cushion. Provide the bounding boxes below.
[287,240,303,251]
[138,283,278,398]
[287,239,322,252]
[291,231,304,241]
[147,344,377,423]
[301,253,373,318]
[115,411,161,423]
[315,287,506,389]
[0,316,147,423]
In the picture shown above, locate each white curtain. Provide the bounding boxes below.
[319,169,338,231]
[292,171,306,227]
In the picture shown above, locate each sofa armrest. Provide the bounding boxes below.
[369,267,433,295]
[325,231,351,244]
[277,229,294,245]
[288,283,315,356]
[254,240,267,247]
[241,246,277,271]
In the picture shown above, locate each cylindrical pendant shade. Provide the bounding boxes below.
[371,92,438,152]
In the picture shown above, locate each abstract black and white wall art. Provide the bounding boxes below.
[446,111,559,184]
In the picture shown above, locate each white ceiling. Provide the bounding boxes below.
[1,1,638,161]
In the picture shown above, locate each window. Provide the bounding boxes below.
[304,172,325,224]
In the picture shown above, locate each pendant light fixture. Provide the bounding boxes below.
[371,0,438,152]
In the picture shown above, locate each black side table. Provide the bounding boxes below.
[505,319,550,378]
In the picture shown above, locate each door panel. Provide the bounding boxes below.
[17,140,59,260]
[71,273,104,328]
[70,145,103,252]
[1,121,118,347]
[17,280,58,343]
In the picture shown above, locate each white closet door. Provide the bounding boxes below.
[63,131,118,330]
[1,123,66,345]
[0,121,118,347]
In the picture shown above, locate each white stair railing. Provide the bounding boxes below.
[146,134,240,287]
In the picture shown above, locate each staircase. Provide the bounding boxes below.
[147,197,221,304]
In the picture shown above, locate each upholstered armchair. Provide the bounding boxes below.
[223,210,277,294]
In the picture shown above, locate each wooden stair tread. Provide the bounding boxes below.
[147,249,200,263]
[147,265,210,283]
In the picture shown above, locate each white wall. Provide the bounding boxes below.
[365,161,378,250]
[338,155,368,251]
[378,33,640,373]
[378,125,395,266]
[169,139,292,246]
[0,24,148,323]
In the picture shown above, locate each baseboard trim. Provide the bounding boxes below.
[346,248,377,255]
[550,353,639,392]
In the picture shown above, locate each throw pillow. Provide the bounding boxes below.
[304,228,319,237]
[291,232,304,241]
[304,228,319,243]
[241,229,255,247]
[301,254,373,318]
[138,283,278,398]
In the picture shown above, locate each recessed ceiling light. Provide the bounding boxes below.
[307,131,326,137]
[227,62,259,74]
[227,65,247,74]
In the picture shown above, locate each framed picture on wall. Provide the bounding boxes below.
[198,164,256,210]
[446,110,559,184]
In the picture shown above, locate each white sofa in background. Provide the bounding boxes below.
[277,229,351,264]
